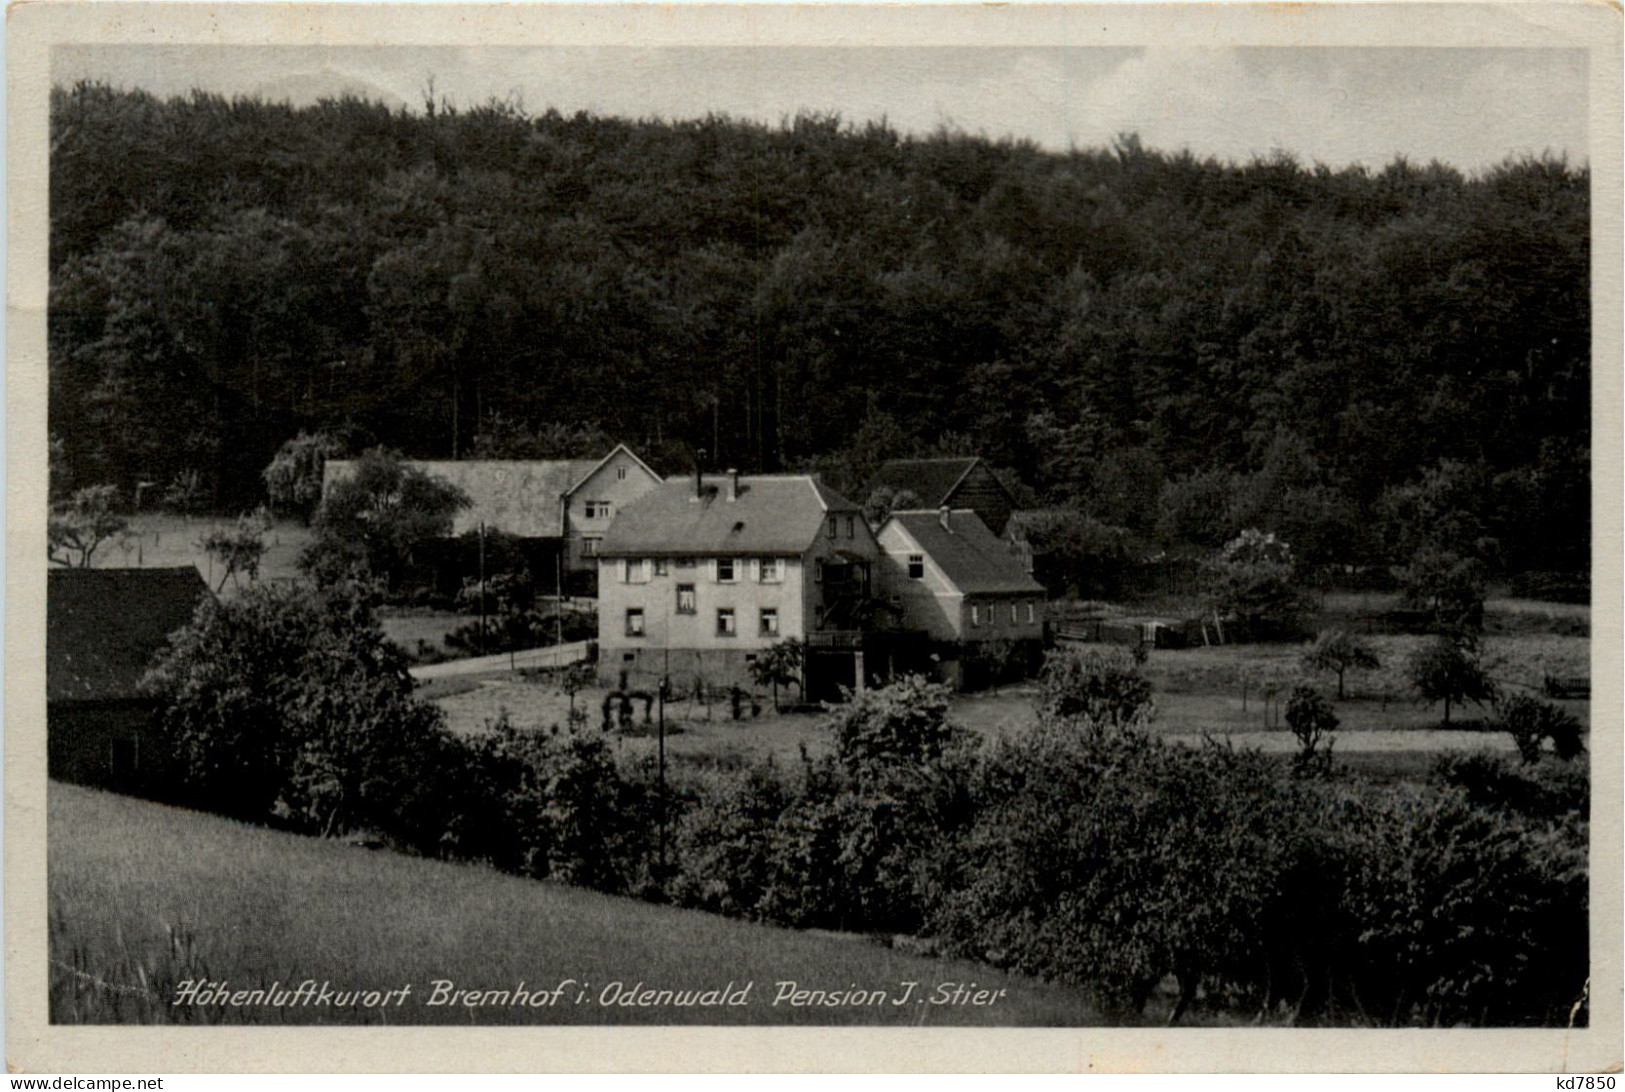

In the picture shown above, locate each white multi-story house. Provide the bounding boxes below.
[875,507,1047,687]
[595,471,879,693]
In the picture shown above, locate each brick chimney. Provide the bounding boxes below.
[939,505,952,531]
[727,469,740,501]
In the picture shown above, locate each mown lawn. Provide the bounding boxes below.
[87,514,312,591]
[433,675,841,768]
[48,782,1103,1026]
[427,628,1589,774]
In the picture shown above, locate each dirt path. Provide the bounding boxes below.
[408,640,590,680]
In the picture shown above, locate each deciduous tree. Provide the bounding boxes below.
[1301,629,1381,700]
[1408,633,1497,726]
[749,637,805,712]
[47,484,129,568]
[304,449,469,594]
[264,431,343,523]
[197,509,273,592]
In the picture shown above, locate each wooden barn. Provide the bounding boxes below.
[47,566,212,790]
[323,444,661,597]
[865,456,1017,536]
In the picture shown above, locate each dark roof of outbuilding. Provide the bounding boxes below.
[865,457,983,507]
[599,475,860,557]
[47,567,212,703]
[885,509,1045,596]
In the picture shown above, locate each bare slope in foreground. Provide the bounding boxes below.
[48,782,1100,1025]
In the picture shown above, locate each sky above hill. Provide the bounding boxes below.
[54,43,1588,173]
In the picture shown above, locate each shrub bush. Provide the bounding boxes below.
[667,677,980,936]
[667,761,792,918]
[1431,752,1589,822]
[1035,646,1154,731]
[1284,685,1338,774]
[928,722,1300,1020]
[143,597,1589,1028]
[1333,782,1588,1026]
[926,715,1588,1026]
[141,577,449,840]
[1495,693,1585,764]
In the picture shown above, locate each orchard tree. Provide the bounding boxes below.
[47,484,129,567]
[161,469,209,515]
[1408,633,1497,726]
[1398,547,1488,631]
[197,509,273,592]
[749,637,805,712]
[1301,629,1381,700]
[969,637,1020,694]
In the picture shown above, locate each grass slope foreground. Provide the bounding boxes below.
[48,782,1099,1026]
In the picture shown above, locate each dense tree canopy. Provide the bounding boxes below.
[50,84,1589,574]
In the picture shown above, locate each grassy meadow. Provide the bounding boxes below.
[91,513,311,589]
[425,627,1590,775]
[48,782,1105,1026]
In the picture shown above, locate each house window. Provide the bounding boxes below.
[1026,602,1036,624]
[846,515,855,539]
[814,559,824,583]
[676,584,696,614]
[759,557,781,583]
[1010,603,1018,624]
[971,605,982,627]
[622,559,649,584]
[625,608,645,637]
[584,501,612,520]
[760,608,779,637]
[716,558,737,583]
[828,515,838,539]
[616,467,628,481]
[653,559,669,576]
[907,554,924,580]
[583,536,601,557]
[717,608,737,636]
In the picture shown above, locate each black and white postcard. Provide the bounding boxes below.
[7,1,1621,1074]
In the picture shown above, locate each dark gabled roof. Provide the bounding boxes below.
[562,443,663,496]
[48,567,212,703]
[866,456,989,508]
[885,509,1045,596]
[599,475,860,557]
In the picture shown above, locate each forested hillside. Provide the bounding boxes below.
[49,83,1589,575]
